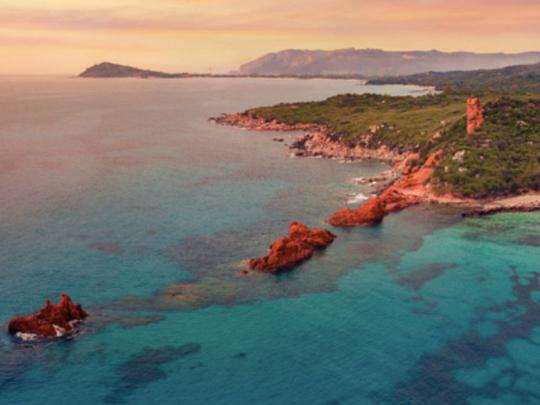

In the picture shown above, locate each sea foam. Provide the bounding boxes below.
[347,192,369,204]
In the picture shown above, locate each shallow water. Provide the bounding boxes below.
[0,77,538,404]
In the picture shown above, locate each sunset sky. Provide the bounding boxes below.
[1,0,539,75]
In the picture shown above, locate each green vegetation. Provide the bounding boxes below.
[367,63,540,93]
[253,93,467,149]
[249,93,540,198]
[434,97,540,197]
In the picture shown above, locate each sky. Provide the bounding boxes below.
[0,0,539,75]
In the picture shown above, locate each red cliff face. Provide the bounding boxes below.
[328,151,444,227]
[8,294,88,338]
[248,222,336,273]
[467,97,485,135]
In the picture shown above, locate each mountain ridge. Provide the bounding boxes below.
[238,48,540,77]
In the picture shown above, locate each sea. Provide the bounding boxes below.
[0,76,539,404]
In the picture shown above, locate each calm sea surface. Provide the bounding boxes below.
[0,77,538,404]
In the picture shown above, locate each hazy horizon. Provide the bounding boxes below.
[1,0,539,75]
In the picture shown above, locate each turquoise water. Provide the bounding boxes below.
[0,77,538,404]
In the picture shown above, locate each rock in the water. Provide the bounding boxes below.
[8,294,88,338]
[248,222,336,273]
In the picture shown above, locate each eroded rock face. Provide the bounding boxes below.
[248,222,336,273]
[8,294,88,338]
[467,97,485,135]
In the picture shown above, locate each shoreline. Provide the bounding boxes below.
[211,112,406,163]
[462,193,540,217]
[212,112,540,219]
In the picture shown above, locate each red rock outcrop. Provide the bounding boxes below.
[8,294,88,338]
[328,197,386,226]
[467,97,485,135]
[248,222,336,273]
[328,151,444,227]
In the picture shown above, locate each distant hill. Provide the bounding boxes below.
[367,63,540,92]
[238,49,540,77]
[78,61,361,79]
[79,62,188,78]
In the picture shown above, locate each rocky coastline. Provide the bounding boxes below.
[211,112,405,162]
[214,109,540,231]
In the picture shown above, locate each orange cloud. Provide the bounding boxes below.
[0,0,538,74]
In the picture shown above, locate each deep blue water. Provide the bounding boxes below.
[0,77,539,404]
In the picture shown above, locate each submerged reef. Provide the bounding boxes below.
[104,343,201,403]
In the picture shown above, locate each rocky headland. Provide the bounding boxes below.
[8,294,88,339]
[214,94,540,232]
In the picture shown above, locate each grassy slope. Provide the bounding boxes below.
[434,97,540,197]
[253,93,466,149]
[250,93,540,198]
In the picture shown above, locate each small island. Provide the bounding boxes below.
[79,62,192,78]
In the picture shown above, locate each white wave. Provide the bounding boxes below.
[53,324,67,337]
[347,192,369,205]
[15,332,38,342]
